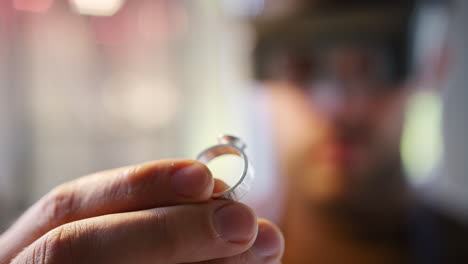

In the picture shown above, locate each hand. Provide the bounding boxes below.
[0,160,284,264]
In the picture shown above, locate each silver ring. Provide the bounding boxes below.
[196,135,254,201]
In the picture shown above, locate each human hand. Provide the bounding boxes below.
[0,160,284,264]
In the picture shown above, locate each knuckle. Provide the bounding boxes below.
[151,208,179,260]
[153,206,219,261]
[36,226,74,264]
[42,222,89,264]
[21,240,46,264]
[145,207,207,262]
[42,184,77,224]
[111,163,170,201]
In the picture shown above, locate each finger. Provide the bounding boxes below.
[214,179,230,193]
[0,159,213,263]
[11,201,258,264]
[249,219,284,263]
[194,219,284,264]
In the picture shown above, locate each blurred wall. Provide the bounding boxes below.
[428,0,468,220]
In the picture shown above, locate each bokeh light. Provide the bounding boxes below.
[401,91,443,185]
[69,0,125,16]
[13,0,54,13]
[101,73,180,131]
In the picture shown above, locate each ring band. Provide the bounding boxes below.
[196,135,254,201]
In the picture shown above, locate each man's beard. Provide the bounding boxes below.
[299,151,411,243]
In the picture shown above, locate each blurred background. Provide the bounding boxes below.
[0,0,466,232]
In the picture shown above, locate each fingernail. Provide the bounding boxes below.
[172,163,211,197]
[213,203,257,243]
[251,224,283,259]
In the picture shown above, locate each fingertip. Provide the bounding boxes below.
[213,202,258,244]
[171,160,214,198]
[251,219,285,261]
[213,178,230,194]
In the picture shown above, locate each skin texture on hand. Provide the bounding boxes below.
[0,159,284,264]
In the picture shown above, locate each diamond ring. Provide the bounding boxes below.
[197,135,254,201]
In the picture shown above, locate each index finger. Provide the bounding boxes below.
[0,159,213,263]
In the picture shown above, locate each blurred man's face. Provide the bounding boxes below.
[269,46,410,207]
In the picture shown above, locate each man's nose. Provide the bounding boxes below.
[310,83,372,125]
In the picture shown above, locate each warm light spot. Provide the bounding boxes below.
[101,73,180,130]
[13,0,54,13]
[69,0,125,16]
